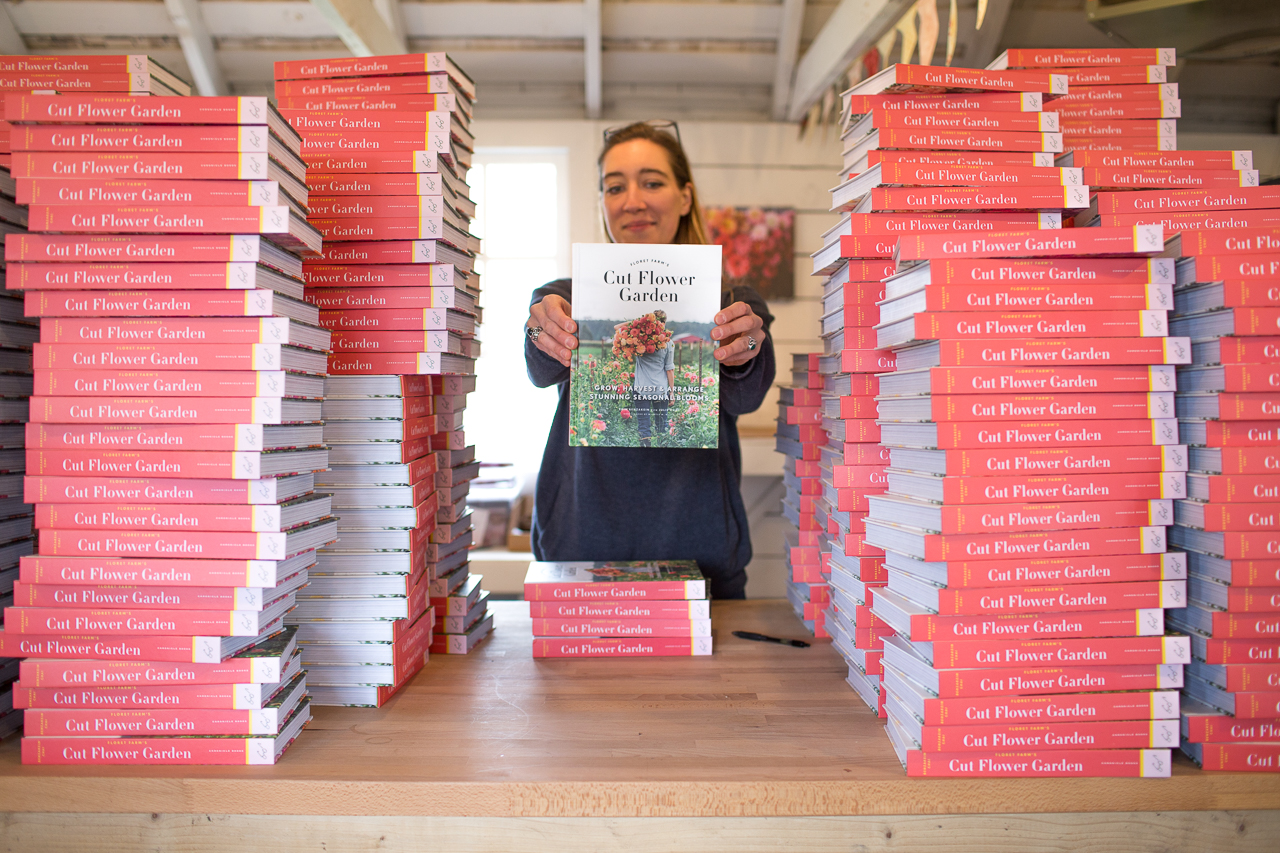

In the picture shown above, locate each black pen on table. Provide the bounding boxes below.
[732,630,810,648]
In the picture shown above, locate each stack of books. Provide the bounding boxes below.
[2,91,331,764]
[0,55,191,100]
[988,48,1178,156]
[867,222,1194,778]
[272,54,489,702]
[778,352,833,639]
[1159,204,1280,772]
[811,63,1078,719]
[523,560,712,658]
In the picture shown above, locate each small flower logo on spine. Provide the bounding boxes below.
[570,244,723,448]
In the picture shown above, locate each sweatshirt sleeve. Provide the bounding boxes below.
[718,285,777,417]
[525,279,573,388]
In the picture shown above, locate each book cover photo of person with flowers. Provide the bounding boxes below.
[569,242,723,449]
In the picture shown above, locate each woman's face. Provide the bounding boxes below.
[600,138,693,244]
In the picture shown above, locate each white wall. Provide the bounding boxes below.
[470,119,840,598]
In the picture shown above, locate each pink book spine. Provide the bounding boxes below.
[4,234,265,263]
[12,264,276,293]
[532,637,713,657]
[907,748,1170,777]
[32,503,275,533]
[38,317,292,345]
[0,628,254,662]
[25,476,278,506]
[24,423,262,451]
[27,448,267,479]
[12,125,269,153]
[527,600,711,619]
[19,655,273,686]
[302,263,454,287]
[10,151,269,181]
[32,369,289,397]
[530,617,710,637]
[25,289,273,318]
[6,605,274,637]
[36,528,288,561]
[19,555,282,587]
[21,735,300,764]
[22,707,279,737]
[17,178,277,207]
[4,93,269,124]
[316,240,445,264]
[28,396,285,425]
[306,287,462,309]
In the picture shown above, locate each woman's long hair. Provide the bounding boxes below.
[598,123,709,245]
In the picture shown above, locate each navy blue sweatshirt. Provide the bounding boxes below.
[524,279,776,599]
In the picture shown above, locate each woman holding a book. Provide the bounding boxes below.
[524,121,776,599]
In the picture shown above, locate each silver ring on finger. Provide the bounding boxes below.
[526,325,543,343]
[746,335,757,351]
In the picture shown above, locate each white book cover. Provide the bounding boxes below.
[570,243,723,448]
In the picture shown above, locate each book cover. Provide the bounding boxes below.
[11,151,271,181]
[569,243,722,449]
[5,234,274,264]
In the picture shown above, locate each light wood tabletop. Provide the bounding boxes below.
[1,598,1279,817]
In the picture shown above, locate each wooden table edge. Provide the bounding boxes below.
[3,776,1279,816]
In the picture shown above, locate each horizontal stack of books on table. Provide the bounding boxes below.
[275,53,490,702]
[524,561,712,658]
[1,88,329,763]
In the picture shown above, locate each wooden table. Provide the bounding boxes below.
[2,599,1278,852]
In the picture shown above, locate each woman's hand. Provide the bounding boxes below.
[711,301,765,367]
[528,294,578,367]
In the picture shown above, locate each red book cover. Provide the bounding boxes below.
[886,525,1169,563]
[895,225,1164,260]
[1196,475,1280,504]
[12,125,269,153]
[1047,67,1169,86]
[1205,447,1280,473]
[831,348,896,373]
[1189,743,1280,771]
[1060,119,1176,138]
[862,185,1089,212]
[27,205,295,236]
[5,604,279,637]
[319,306,459,331]
[0,628,263,662]
[1184,256,1280,282]
[11,263,285,293]
[29,396,288,425]
[872,110,1059,132]
[876,127,1062,153]
[1175,228,1280,256]
[307,196,457,218]
[1071,150,1253,170]
[327,352,465,376]
[0,71,152,93]
[4,93,271,125]
[928,469,1183,502]
[930,635,1188,669]
[1189,503,1280,532]
[1099,187,1280,214]
[304,173,447,196]
[24,476,284,506]
[274,53,459,81]
[905,748,1170,777]
[907,255,1174,287]
[877,162,1081,188]
[837,443,892,465]
[33,369,291,398]
[1001,48,1175,67]
[1056,84,1178,103]
[5,234,271,264]
[830,463,887,489]
[917,688,1178,727]
[11,151,270,181]
[847,92,1042,114]
[918,718,1176,751]
[308,216,450,242]
[275,94,456,114]
[868,65,1068,94]
[1104,210,1280,230]
[280,110,449,134]
[890,308,1172,343]
[303,265,456,287]
[31,503,288,534]
[865,150,1056,171]
[902,365,1175,395]
[902,608,1164,642]
[527,600,710,619]
[896,283,1171,313]
[923,338,1189,368]
[1058,102,1180,120]
[22,706,286,737]
[1189,611,1280,639]
[17,178,277,207]
[1207,662,1280,691]
[848,212,1061,236]
[935,553,1184,589]
[1185,715,1280,743]
[26,289,276,318]
[931,580,1183,616]
[314,241,454,265]
[1193,532,1280,561]
[18,555,287,588]
[925,444,1179,475]
[14,682,280,709]
[38,317,305,346]
[928,498,1171,533]
[298,151,437,174]
[925,419,1176,450]
[298,130,447,159]
[1085,168,1258,190]
[19,653,283,686]
[275,76,453,98]
[32,343,287,373]
[529,617,709,637]
[931,664,1178,698]
[26,423,265,452]
[895,391,1174,422]
[36,528,290,561]
[1201,637,1280,666]
[531,637,712,657]
[1201,392,1280,419]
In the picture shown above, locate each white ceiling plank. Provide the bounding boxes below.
[605,51,774,86]
[770,0,806,121]
[164,0,228,95]
[6,1,174,36]
[602,3,781,40]
[310,0,406,56]
[402,3,583,39]
[584,0,602,118]
[787,0,915,122]
[202,3,339,39]
[0,3,26,54]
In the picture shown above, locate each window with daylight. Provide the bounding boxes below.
[468,148,571,498]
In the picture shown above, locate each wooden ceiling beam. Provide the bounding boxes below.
[163,0,227,94]
[310,0,406,56]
